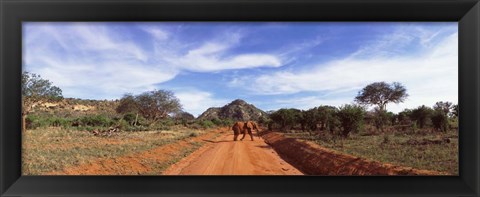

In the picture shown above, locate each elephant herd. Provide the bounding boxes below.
[231,121,259,141]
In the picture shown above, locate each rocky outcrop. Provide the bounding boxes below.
[197,99,267,121]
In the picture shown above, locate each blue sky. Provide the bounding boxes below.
[23,22,458,116]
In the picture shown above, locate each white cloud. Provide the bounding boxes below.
[24,23,178,99]
[141,26,169,40]
[174,90,229,117]
[24,23,283,99]
[156,41,282,72]
[231,30,458,113]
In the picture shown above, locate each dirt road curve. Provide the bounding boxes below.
[163,132,303,175]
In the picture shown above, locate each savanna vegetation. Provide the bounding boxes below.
[22,72,230,175]
[263,82,458,174]
[22,71,458,175]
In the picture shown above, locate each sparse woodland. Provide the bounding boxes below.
[22,72,458,175]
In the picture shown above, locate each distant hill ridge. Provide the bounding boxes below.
[31,98,119,117]
[197,99,267,121]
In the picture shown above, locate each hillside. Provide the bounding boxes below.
[31,98,119,118]
[197,99,267,121]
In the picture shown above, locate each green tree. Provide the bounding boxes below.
[433,101,452,117]
[303,107,320,131]
[372,107,393,132]
[410,105,434,129]
[136,90,182,124]
[317,106,337,131]
[431,111,448,132]
[270,108,298,130]
[116,94,140,125]
[336,104,365,137]
[398,109,413,125]
[22,72,63,132]
[117,90,182,125]
[355,82,408,111]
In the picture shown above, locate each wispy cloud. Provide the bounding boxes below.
[146,30,283,72]
[24,23,178,99]
[23,22,283,99]
[23,22,457,114]
[230,28,457,112]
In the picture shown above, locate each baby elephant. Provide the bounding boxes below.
[231,121,258,141]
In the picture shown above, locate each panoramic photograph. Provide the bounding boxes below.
[22,22,458,175]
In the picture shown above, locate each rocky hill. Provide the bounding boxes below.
[197,99,267,121]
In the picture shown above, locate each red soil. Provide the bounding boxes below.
[163,132,303,175]
[46,129,224,175]
[261,131,445,175]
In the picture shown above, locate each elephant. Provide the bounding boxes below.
[232,121,245,141]
[240,121,258,141]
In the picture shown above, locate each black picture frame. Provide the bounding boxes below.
[1,0,479,196]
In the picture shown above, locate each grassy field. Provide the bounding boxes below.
[284,129,458,175]
[22,126,211,175]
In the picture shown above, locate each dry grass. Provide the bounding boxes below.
[284,129,458,175]
[22,127,207,175]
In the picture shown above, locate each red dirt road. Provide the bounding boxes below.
[163,132,303,175]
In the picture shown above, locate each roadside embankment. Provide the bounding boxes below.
[261,131,444,175]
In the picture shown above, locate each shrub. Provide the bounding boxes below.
[336,104,365,137]
[74,115,115,127]
[410,105,433,129]
[26,115,43,129]
[200,120,215,129]
[123,113,138,125]
[431,111,449,132]
[211,118,223,126]
[270,108,301,130]
[25,115,73,129]
[373,108,392,132]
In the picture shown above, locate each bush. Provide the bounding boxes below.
[200,120,215,129]
[336,104,365,137]
[373,108,392,132]
[25,115,73,129]
[74,115,115,127]
[410,105,433,129]
[449,117,458,130]
[431,111,448,132]
[270,108,301,130]
[26,115,44,129]
[123,113,138,125]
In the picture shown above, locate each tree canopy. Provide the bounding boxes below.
[355,82,408,111]
[22,71,63,131]
[433,101,452,116]
[116,90,182,124]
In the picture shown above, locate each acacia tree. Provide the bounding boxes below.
[116,94,139,125]
[22,72,63,132]
[134,90,182,124]
[355,82,408,111]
